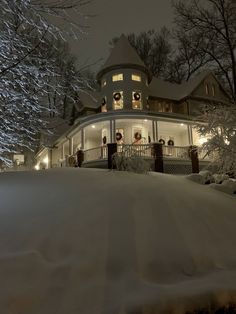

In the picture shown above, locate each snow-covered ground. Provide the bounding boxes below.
[0,168,235,314]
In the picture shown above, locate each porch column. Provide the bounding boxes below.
[152,120,156,142]
[155,121,159,142]
[109,120,113,143]
[81,128,85,150]
[188,125,193,145]
[61,143,65,160]
[152,143,164,173]
[69,137,74,155]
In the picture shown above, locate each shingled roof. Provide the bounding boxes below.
[97,35,151,81]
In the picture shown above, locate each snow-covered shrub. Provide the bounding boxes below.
[196,103,236,177]
[187,170,214,185]
[213,173,229,184]
[199,170,214,184]
[112,152,149,174]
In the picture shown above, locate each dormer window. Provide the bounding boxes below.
[113,91,123,109]
[132,74,141,82]
[132,91,142,109]
[101,79,107,87]
[112,73,123,82]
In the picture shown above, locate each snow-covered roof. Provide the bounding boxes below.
[97,35,150,81]
[76,90,100,110]
[149,70,213,101]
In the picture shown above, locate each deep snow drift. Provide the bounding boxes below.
[0,168,235,314]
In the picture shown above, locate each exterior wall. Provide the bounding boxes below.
[100,68,149,111]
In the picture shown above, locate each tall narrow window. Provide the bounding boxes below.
[132,92,142,109]
[132,74,141,82]
[212,84,215,96]
[205,83,209,95]
[112,73,123,82]
[113,91,123,110]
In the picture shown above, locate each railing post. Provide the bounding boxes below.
[152,143,164,173]
[107,143,117,169]
[189,145,199,173]
[76,149,84,167]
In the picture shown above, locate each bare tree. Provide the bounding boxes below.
[0,0,91,164]
[173,0,236,100]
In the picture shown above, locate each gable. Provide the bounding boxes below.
[190,73,230,102]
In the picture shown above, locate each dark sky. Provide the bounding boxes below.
[70,0,173,71]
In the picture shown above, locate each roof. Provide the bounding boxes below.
[97,35,150,81]
[149,70,216,101]
[76,91,100,111]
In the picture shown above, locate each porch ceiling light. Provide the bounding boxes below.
[92,125,95,129]
[144,119,148,122]
[180,123,184,126]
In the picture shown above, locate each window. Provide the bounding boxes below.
[132,74,141,82]
[132,91,142,109]
[112,73,123,82]
[212,84,215,96]
[113,91,123,110]
[101,79,107,87]
[205,83,209,95]
[101,97,107,112]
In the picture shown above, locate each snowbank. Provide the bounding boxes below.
[210,179,236,195]
[0,168,236,314]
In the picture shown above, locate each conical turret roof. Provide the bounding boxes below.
[97,35,151,82]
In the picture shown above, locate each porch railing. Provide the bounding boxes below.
[82,144,212,163]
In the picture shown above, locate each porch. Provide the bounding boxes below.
[77,144,210,174]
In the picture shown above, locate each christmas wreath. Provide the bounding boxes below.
[167,139,174,146]
[116,132,123,141]
[159,138,165,145]
[133,92,141,101]
[113,92,121,101]
[134,132,142,141]
[102,136,107,145]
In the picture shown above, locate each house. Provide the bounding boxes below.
[35,35,230,173]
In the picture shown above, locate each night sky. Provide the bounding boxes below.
[70,0,173,71]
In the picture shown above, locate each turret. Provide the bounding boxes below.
[97,35,152,112]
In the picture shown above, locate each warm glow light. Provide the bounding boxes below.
[180,123,184,126]
[144,119,148,122]
[35,164,40,170]
[43,156,49,164]
[199,137,208,145]
[92,125,95,129]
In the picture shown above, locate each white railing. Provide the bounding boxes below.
[83,146,107,162]
[117,144,152,158]
[82,144,211,163]
[162,145,189,159]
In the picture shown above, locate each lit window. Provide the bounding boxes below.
[112,73,123,82]
[212,84,215,96]
[113,91,123,110]
[132,74,141,82]
[132,91,142,109]
[205,83,209,95]
[101,97,107,112]
[101,79,107,87]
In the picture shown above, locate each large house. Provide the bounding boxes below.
[35,35,230,173]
